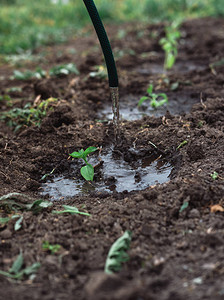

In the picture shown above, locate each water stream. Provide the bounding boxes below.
[110,87,120,142]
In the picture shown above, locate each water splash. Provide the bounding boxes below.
[110,87,120,142]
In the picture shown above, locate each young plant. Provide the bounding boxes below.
[42,241,61,254]
[52,205,90,216]
[12,68,46,80]
[138,84,168,108]
[0,97,58,131]
[69,146,98,181]
[49,63,79,76]
[104,231,132,275]
[0,252,41,280]
[159,20,181,70]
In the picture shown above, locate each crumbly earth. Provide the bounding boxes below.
[0,17,224,300]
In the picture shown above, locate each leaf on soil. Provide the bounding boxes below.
[52,205,90,216]
[179,201,189,213]
[10,252,24,274]
[104,230,132,275]
[210,204,224,213]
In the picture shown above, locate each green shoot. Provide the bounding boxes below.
[176,140,188,150]
[0,193,52,213]
[89,65,107,79]
[0,97,58,131]
[0,215,23,231]
[179,201,189,213]
[104,231,132,275]
[42,241,61,254]
[49,63,79,76]
[0,252,41,280]
[159,20,181,70]
[52,205,90,216]
[12,68,46,80]
[210,171,218,180]
[138,84,168,108]
[69,146,98,181]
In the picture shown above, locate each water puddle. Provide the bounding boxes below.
[41,147,172,200]
[98,92,199,121]
[135,61,206,75]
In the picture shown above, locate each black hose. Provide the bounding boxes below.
[83,0,118,87]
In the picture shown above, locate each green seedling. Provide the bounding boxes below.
[89,65,107,79]
[211,171,218,180]
[0,94,12,106]
[138,84,168,108]
[52,205,90,216]
[0,252,41,280]
[159,20,181,70]
[104,230,132,275]
[0,97,58,131]
[176,140,188,150]
[42,241,61,254]
[69,146,98,181]
[49,63,79,76]
[0,193,52,213]
[179,201,189,213]
[12,68,46,80]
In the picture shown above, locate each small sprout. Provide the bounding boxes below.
[104,231,132,275]
[179,201,189,213]
[176,140,188,150]
[49,63,79,76]
[211,171,218,180]
[0,252,41,280]
[138,84,168,108]
[42,241,61,254]
[89,65,107,79]
[0,97,58,131]
[159,20,181,70]
[12,68,46,80]
[52,205,90,216]
[69,146,98,181]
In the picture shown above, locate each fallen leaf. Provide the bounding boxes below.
[210,204,224,213]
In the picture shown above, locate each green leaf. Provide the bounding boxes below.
[83,146,98,157]
[104,231,132,275]
[176,140,188,150]
[179,201,189,213]
[138,96,149,107]
[81,164,94,181]
[69,151,83,158]
[14,215,23,231]
[52,205,90,216]
[22,262,41,276]
[211,171,218,180]
[10,252,23,274]
[147,84,153,95]
[0,217,11,224]
[27,199,52,214]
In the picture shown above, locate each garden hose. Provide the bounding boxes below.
[83,0,118,87]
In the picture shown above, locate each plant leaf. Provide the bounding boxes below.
[10,252,24,274]
[138,96,149,107]
[179,201,189,213]
[104,231,132,274]
[52,205,90,216]
[69,151,83,158]
[83,146,98,157]
[14,215,23,231]
[147,84,153,94]
[81,164,94,181]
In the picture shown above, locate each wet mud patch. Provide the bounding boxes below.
[0,18,224,300]
[41,147,172,200]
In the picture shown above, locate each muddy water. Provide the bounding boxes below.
[99,92,200,121]
[41,147,172,200]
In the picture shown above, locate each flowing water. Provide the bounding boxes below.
[110,87,120,142]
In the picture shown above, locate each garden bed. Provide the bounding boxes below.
[0,17,224,299]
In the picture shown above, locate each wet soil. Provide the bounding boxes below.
[0,17,224,300]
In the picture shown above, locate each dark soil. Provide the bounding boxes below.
[0,17,224,300]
